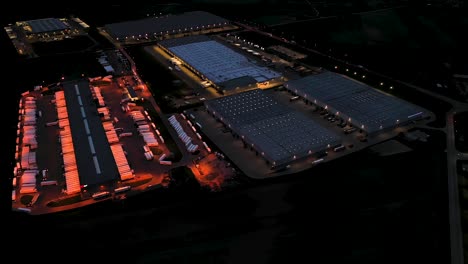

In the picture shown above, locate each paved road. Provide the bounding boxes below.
[447,110,468,264]
[99,28,193,167]
[119,47,193,166]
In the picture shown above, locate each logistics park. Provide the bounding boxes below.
[4,17,91,58]
[10,11,433,214]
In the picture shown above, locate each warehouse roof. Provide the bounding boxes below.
[285,71,426,133]
[161,37,281,88]
[205,89,340,164]
[105,11,229,39]
[63,80,119,185]
[27,18,68,33]
[159,34,211,47]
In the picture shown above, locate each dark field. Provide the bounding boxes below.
[454,112,468,152]
[268,6,468,102]
[7,130,449,263]
[31,35,96,56]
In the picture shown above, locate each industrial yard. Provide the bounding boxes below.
[10,10,435,214]
[4,16,91,57]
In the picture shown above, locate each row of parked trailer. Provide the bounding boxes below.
[93,86,134,181]
[110,144,134,181]
[14,94,59,202]
[168,115,199,153]
[129,110,170,163]
[19,170,38,194]
[90,85,106,108]
[158,153,172,165]
[13,95,39,200]
[143,145,155,161]
[181,113,212,153]
[103,121,119,144]
[55,90,82,194]
[130,110,166,165]
[19,96,38,149]
[143,145,172,165]
[130,110,163,147]
[92,185,132,200]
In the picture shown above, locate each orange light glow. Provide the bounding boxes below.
[189,154,234,191]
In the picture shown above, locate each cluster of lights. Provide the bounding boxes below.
[334,66,396,90]
[117,21,230,41]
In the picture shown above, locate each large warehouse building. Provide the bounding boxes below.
[105,11,232,42]
[20,18,69,34]
[285,72,427,134]
[205,89,341,168]
[159,35,282,94]
[61,81,121,187]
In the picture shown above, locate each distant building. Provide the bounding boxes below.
[284,71,428,134]
[105,11,233,43]
[159,35,282,94]
[22,18,69,34]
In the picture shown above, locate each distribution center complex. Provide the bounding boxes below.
[205,89,341,167]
